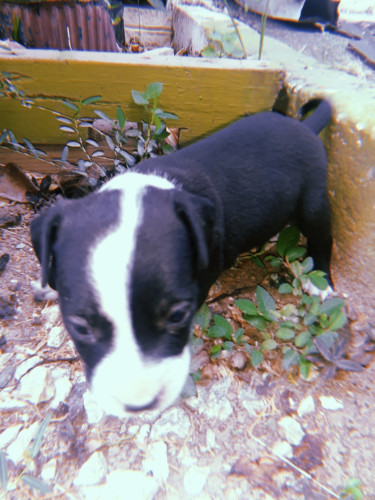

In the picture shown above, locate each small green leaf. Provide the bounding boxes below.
[0,452,8,491]
[145,82,163,100]
[319,298,346,315]
[61,100,78,112]
[191,369,202,382]
[299,357,311,379]
[326,309,347,331]
[235,298,258,316]
[207,325,226,339]
[286,246,306,262]
[234,327,245,343]
[210,344,222,358]
[30,412,52,458]
[194,303,211,331]
[282,348,300,370]
[250,350,264,367]
[294,330,311,348]
[256,286,275,313]
[301,256,314,273]
[201,46,218,58]
[94,109,112,122]
[59,126,75,133]
[213,315,232,339]
[223,341,235,351]
[278,283,293,294]
[308,271,328,291]
[21,475,52,495]
[155,110,178,120]
[304,313,317,326]
[81,95,102,105]
[276,327,295,340]
[277,226,300,257]
[244,315,268,331]
[117,106,126,130]
[261,339,277,351]
[250,256,266,269]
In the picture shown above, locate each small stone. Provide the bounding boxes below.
[0,425,23,449]
[7,422,40,464]
[150,407,190,440]
[230,351,247,370]
[143,441,169,483]
[183,465,210,496]
[47,325,66,348]
[93,470,158,500]
[319,396,344,410]
[19,366,54,404]
[0,364,15,389]
[206,429,217,450]
[16,243,25,249]
[73,451,107,487]
[278,416,305,446]
[41,458,57,482]
[15,356,42,380]
[41,304,61,327]
[297,396,315,417]
[50,367,73,409]
[272,440,293,459]
[83,390,104,425]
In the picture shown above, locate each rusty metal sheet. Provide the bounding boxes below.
[0,3,119,52]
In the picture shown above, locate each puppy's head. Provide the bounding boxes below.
[31,172,215,417]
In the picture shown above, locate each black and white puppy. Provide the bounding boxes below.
[31,100,333,417]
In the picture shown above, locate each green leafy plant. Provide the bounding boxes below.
[131,81,178,156]
[194,226,362,379]
[340,478,363,500]
[0,73,178,192]
[0,413,53,497]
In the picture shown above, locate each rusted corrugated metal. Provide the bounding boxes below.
[0,2,119,51]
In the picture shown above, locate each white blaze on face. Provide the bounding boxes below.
[88,172,191,418]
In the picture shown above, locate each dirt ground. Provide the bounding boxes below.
[1,200,375,499]
[1,1,375,498]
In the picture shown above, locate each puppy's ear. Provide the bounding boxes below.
[30,202,64,289]
[173,190,216,270]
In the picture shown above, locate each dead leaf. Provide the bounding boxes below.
[0,163,38,203]
[292,434,323,471]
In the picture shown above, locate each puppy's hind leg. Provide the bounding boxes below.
[299,194,334,299]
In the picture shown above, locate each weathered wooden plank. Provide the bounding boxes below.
[0,50,284,149]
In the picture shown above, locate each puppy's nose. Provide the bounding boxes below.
[124,396,158,413]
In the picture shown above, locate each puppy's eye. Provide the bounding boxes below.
[68,316,96,344]
[166,303,191,330]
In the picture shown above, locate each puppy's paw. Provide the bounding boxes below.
[303,280,334,301]
[31,280,58,302]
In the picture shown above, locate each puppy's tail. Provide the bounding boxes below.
[298,99,332,135]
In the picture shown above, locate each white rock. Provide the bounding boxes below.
[320,396,344,411]
[47,325,66,348]
[15,356,42,380]
[7,422,40,464]
[143,441,169,483]
[278,416,305,446]
[239,385,267,416]
[206,429,217,450]
[83,470,159,500]
[0,425,23,449]
[272,440,293,459]
[297,396,315,417]
[73,451,107,487]
[188,379,233,421]
[41,304,61,326]
[83,390,104,425]
[0,392,27,410]
[19,366,55,404]
[41,458,57,482]
[136,424,150,445]
[150,407,190,440]
[183,465,211,497]
[50,368,73,409]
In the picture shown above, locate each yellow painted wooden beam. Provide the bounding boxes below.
[0,49,284,147]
